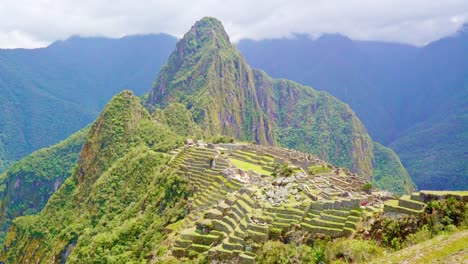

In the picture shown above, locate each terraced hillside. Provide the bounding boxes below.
[384,190,468,216]
[163,143,388,262]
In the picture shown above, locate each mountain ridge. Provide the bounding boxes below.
[0,34,177,172]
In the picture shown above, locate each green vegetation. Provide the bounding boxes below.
[390,110,468,191]
[308,165,333,175]
[146,17,273,145]
[153,102,203,138]
[0,128,87,243]
[253,227,467,264]
[272,162,295,177]
[0,17,445,263]
[367,196,467,250]
[370,230,468,264]
[238,30,468,193]
[0,35,177,175]
[256,240,326,264]
[208,135,236,144]
[372,143,415,195]
[326,239,384,263]
[229,158,271,175]
[361,183,373,194]
[0,91,190,263]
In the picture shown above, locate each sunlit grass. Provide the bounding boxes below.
[229,158,271,175]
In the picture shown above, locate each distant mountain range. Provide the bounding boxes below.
[0,34,177,171]
[0,24,466,191]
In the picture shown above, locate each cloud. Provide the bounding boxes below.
[0,30,48,49]
[0,0,467,48]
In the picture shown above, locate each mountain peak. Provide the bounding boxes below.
[147,17,242,109]
[146,17,273,145]
[183,17,231,48]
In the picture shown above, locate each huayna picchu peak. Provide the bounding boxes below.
[146,17,275,146]
[3,17,465,264]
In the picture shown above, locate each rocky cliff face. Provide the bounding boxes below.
[253,70,374,178]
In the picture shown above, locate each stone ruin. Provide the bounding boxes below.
[166,143,389,262]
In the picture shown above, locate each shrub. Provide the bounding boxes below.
[403,225,432,247]
[256,241,322,264]
[326,238,384,263]
[268,227,282,240]
[361,183,373,194]
[273,163,294,178]
[209,135,235,144]
[423,197,468,228]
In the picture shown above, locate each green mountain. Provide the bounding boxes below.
[0,18,414,238]
[0,129,87,243]
[390,107,468,190]
[0,91,190,262]
[0,34,177,172]
[146,17,414,194]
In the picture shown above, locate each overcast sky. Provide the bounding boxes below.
[0,0,467,49]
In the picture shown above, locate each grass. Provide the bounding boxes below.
[420,190,468,196]
[385,200,399,206]
[370,230,468,263]
[307,165,333,175]
[229,158,271,175]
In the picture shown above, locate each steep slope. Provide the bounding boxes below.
[0,53,94,171]
[237,34,418,144]
[147,17,414,194]
[0,34,177,173]
[390,109,468,190]
[237,27,468,191]
[0,129,87,243]
[252,71,374,178]
[389,27,468,190]
[146,18,274,145]
[372,143,415,195]
[0,91,190,263]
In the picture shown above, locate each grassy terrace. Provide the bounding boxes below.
[420,190,468,196]
[229,158,272,175]
[371,230,468,264]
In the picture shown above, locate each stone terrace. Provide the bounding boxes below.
[166,143,388,263]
